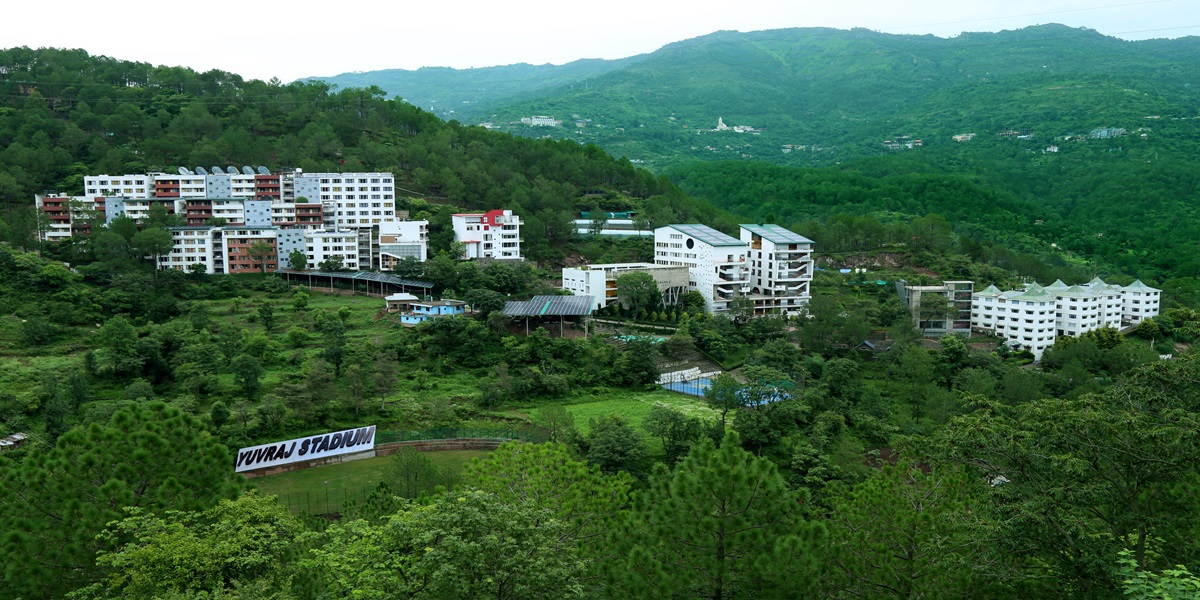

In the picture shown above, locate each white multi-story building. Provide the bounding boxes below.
[379,220,430,268]
[84,174,154,198]
[971,283,1058,359]
[561,263,691,312]
[740,224,814,316]
[1121,279,1161,324]
[452,210,522,260]
[159,226,283,274]
[306,230,362,271]
[1045,278,1124,336]
[971,277,1162,359]
[159,227,221,273]
[292,172,397,229]
[654,224,748,314]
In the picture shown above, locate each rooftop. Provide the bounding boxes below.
[502,295,595,317]
[663,224,744,247]
[740,223,815,245]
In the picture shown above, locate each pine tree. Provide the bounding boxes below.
[0,402,243,599]
[609,431,823,599]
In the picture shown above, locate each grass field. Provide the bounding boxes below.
[559,389,716,434]
[252,449,491,514]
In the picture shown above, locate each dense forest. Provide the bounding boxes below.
[3,44,1200,600]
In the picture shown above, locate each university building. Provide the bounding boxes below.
[644,223,814,316]
[452,210,523,260]
[35,169,430,274]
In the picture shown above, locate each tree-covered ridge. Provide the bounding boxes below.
[308,56,650,122]
[476,25,1200,160]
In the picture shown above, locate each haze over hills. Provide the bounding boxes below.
[308,56,648,122]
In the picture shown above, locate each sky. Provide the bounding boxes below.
[6,0,1196,82]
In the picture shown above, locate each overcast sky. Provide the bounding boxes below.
[6,0,1196,82]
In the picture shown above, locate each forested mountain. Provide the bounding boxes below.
[306,25,1200,284]
[308,56,647,122]
[462,25,1200,167]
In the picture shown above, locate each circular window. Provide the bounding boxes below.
[686,238,694,249]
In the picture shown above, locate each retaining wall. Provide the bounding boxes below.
[240,438,510,478]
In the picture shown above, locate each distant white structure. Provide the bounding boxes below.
[971,283,1057,359]
[452,210,522,260]
[527,116,559,127]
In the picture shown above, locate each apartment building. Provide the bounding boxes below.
[740,224,814,316]
[452,210,523,260]
[224,228,280,273]
[971,284,1057,359]
[1121,279,1162,324]
[159,226,286,274]
[561,263,690,312]
[159,227,221,273]
[1045,278,1124,336]
[34,195,105,242]
[654,224,748,314]
[970,277,1161,360]
[84,174,154,198]
[306,230,363,271]
[292,172,397,229]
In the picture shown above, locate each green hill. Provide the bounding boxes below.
[468,25,1200,166]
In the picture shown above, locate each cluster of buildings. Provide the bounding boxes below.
[35,168,523,273]
[564,223,814,317]
[899,278,1162,359]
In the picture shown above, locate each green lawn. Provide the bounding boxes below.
[560,389,716,434]
[252,449,491,514]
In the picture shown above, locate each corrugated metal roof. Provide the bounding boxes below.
[275,269,434,289]
[502,295,595,317]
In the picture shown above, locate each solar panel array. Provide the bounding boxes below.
[669,224,743,247]
[502,295,595,317]
[740,223,815,245]
[275,269,433,289]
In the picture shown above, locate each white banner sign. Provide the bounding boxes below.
[235,425,377,473]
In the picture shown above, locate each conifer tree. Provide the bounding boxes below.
[0,402,243,599]
[609,431,823,599]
